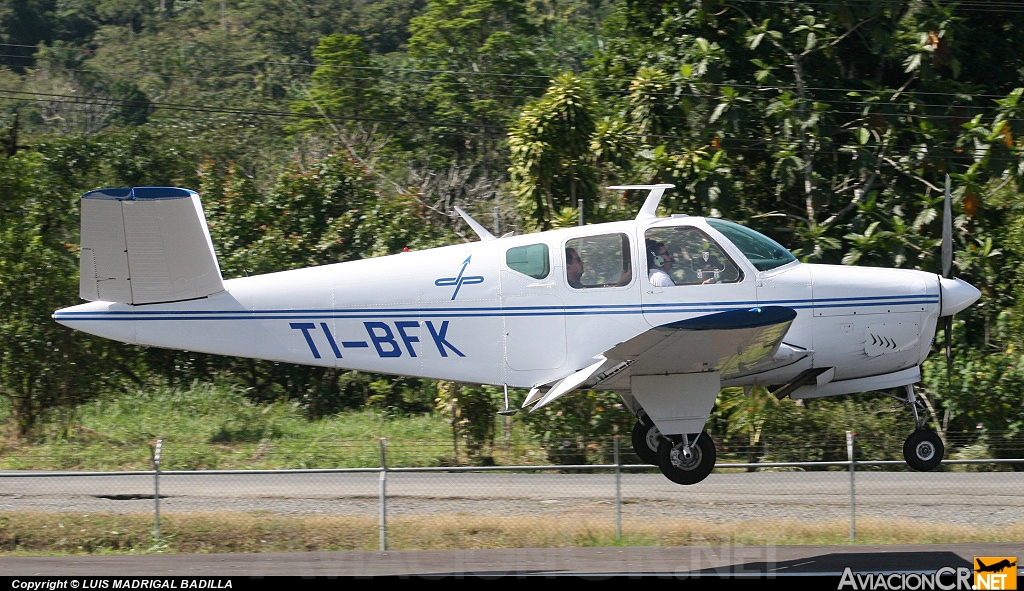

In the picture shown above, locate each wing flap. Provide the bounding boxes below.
[529,356,609,411]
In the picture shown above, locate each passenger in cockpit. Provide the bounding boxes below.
[566,247,584,289]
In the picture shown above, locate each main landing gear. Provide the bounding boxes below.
[631,416,716,485]
[900,384,945,471]
[657,431,716,485]
[631,415,663,465]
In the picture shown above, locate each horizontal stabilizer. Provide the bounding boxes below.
[79,187,224,305]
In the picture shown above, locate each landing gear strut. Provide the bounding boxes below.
[900,384,945,471]
[631,416,662,465]
[656,430,716,485]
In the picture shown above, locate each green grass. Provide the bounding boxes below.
[0,382,494,470]
[2,383,1022,556]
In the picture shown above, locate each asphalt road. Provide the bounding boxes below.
[2,470,1022,579]
[2,543,1023,578]
[2,469,1022,525]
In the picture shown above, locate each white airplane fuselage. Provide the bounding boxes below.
[53,183,985,483]
[54,215,978,400]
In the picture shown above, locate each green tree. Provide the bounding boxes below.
[921,347,1024,462]
[586,1,1024,265]
[435,382,502,462]
[291,33,383,133]
[0,0,56,71]
[508,72,598,230]
[518,389,633,464]
[714,385,779,465]
[407,0,544,165]
[197,153,457,411]
[0,146,149,436]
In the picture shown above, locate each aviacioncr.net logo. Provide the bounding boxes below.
[974,557,1017,591]
[838,567,973,590]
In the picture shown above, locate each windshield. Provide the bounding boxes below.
[706,219,796,271]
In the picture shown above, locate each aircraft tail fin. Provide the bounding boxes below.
[78,187,225,305]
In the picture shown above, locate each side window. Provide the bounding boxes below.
[644,226,742,286]
[565,233,632,289]
[506,243,549,279]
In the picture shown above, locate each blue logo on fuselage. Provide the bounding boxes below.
[434,255,484,300]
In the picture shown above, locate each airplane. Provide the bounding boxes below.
[52,183,981,485]
[976,558,1017,573]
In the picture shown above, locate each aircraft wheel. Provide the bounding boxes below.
[656,431,716,485]
[903,429,944,472]
[631,419,662,465]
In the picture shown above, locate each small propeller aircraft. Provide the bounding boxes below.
[53,183,980,485]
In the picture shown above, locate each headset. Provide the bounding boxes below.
[647,239,668,267]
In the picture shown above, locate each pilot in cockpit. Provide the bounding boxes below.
[646,239,675,287]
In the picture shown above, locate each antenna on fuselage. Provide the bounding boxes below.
[454,206,496,241]
[607,184,676,220]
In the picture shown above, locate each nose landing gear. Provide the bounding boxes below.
[901,384,945,471]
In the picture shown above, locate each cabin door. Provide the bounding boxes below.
[500,242,567,371]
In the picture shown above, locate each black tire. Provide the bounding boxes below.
[656,431,716,485]
[631,419,662,465]
[903,429,944,471]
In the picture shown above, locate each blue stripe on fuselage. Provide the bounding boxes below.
[54,294,938,322]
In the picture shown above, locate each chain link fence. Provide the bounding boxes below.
[1,432,1022,551]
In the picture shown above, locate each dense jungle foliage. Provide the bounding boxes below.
[1,0,1023,463]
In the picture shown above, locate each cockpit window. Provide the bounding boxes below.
[706,219,796,271]
[645,226,742,285]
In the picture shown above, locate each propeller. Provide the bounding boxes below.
[941,175,954,390]
[942,175,953,279]
[937,175,982,395]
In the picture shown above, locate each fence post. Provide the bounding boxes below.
[614,436,621,542]
[846,430,855,541]
[148,439,163,542]
[379,437,388,551]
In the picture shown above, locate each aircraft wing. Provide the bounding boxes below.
[602,306,798,382]
[527,306,798,411]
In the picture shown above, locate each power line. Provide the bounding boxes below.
[2,89,1021,166]
[3,62,1019,124]
[3,81,1021,131]
[0,89,509,134]
[2,36,1023,104]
